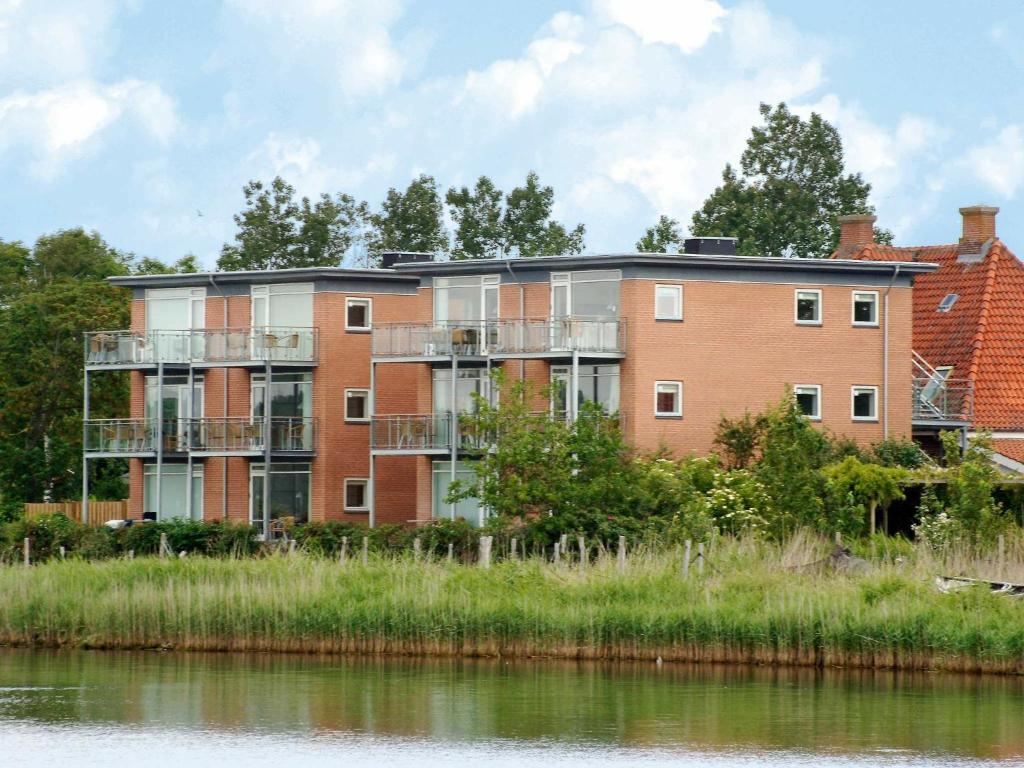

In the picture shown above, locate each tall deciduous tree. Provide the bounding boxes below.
[691,103,892,259]
[446,172,586,259]
[367,174,448,259]
[0,230,130,506]
[218,177,365,271]
[135,254,200,275]
[636,215,683,253]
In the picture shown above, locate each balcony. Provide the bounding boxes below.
[371,318,626,360]
[912,378,974,425]
[83,417,317,456]
[84,327,319,368]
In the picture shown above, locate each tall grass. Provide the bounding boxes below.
[1,534,1022,673]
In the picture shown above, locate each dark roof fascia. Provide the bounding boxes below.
[392,253,939,278]
[107,267,420,289]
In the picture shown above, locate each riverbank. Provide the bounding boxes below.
[1,536,1022,674]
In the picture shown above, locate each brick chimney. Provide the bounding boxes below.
[959,205,998,244]
[837,213,876,248]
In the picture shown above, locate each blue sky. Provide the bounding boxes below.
[2,0,1023,266]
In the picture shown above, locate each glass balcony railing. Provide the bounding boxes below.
[84,419,157,453]
[912,378,974,423]
[84,328,318,366]
[83,417,317,454]
[371,318,626,358]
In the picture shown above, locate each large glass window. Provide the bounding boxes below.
[551,364,620,419]
[251,283,313,328]
[433,276,499,323]
[145,287,205,360]
[145,375,203,452]
[432,461,483,526]
[143,464,203,521]
[551,270,621,319]
[252,373,312,419]
[250,463,311,526]
[433,368,491,416]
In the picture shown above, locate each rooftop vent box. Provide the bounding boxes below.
[381,251,434,269]
[682,237,738,256]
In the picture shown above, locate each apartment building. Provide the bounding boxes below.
[82,240,937,531]
[835,205,1024,469]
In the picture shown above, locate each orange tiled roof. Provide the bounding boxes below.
[992,439,1024,465]
[836,239,1024,430]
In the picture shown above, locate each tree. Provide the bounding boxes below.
[445,172,586,259]
[691,103,892,259]
[134,254,200,275]
[0,230,130,504]
[217,177,365,271]
[822,456,907,536]
[367,174,448,260]
[636,215,682,253]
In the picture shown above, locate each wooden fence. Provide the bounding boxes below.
[23,501,129,526]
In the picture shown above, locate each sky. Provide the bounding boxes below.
[1,0,1024,267]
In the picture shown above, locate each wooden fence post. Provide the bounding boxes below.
[697,542,705,577]
[578,536,586,571]
[559,534,568,556]
[553,542,560,564]
[479,536,492,569]
[510,537,518,559]
[340,536,349,564]
[617,536,626,574]
[998,534,1006,574]
[682,539,691,580]
[834,531,842,546]
[288,540,297,557]
[159,533,169,559]
[59,545,66,561]
[362,536,369,565]
[447,542,454,562]
[413,537,422,560]
[23,537,30,567]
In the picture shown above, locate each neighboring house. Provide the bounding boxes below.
[834,206,1024,471]
[82,241,931,530]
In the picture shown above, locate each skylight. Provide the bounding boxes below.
[938,293,959,313]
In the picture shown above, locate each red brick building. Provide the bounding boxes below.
[835,205,1024,470]
[82,241,935,530]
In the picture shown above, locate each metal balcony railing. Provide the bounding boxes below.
[187,417,317,453]
[371,318,626,358]
[84,327,319,366]
[912,378,974,423]
[84,419,157,453]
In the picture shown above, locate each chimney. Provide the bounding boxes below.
[837,214,876,248]
[959,205,998,244]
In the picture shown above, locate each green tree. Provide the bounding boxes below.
[691,103,892,258]
[636,215,683,253]
[0,230,130,504]
[446,172,586,259]
[134,254,200,275]
[218,177,365,271]
[368,174,448,260]
[822,456,907,536]
[941,431,1004,541]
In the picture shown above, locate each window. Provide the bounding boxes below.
[655,284,683,320]
[852,291,878,326]
[938,293,959,313]
[144,464,203,521]
[344,479,369,512]
[795,289,822,324]
[145,287,205,360]
[654,381,682,418]
[346,298,372,331]
[433,275,499,323]
[250,463,311,526]
[433,368,491,415]
[145,375,204,452]
[851,386,879,421]
[345,389,370,422]
[551,364,620,420]
[432,461,484,526]
[793,385,821,420]
[551,270,621,319]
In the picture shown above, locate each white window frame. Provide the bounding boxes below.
[345,297,372,332]
[654,380,683,418]
[794,289,823,326]
[793,384,822,421]
[851,290,879,327]
[851,385,879,422]
[344,388,371,423]
[344,478,370,512]
[654,284,683,321]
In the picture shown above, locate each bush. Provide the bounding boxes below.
[293,520,367,556]
[1,513,80,561]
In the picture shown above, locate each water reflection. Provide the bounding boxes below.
[0,650,1022,763]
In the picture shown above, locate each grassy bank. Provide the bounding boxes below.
[1,535,1023,674]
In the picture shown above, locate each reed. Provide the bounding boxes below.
[1,535,1022,674]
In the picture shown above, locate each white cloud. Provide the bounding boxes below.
[224,0,407,98]
[964,125,1024,198]
[0,80,179,180]
[593,0,727,53]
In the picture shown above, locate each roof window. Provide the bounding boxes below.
[937,293,959,313]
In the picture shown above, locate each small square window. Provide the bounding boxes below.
[345,389,370,422]
[655,284,683,320]
[344,479,369,511]
[793,385,821,420]
[795,290,822,325]
[852,291,878,326]
[346,298,372,331]
[852,386,878,421]
[655,381,682,417]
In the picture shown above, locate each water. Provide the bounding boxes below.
[0,649,1022,766]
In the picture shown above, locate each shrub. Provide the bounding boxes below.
[293,521,367,556]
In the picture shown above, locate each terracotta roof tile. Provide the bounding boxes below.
[992,439,1024,465]
[835,239,1024,430]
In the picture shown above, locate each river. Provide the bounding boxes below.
[0,649,1021,766]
